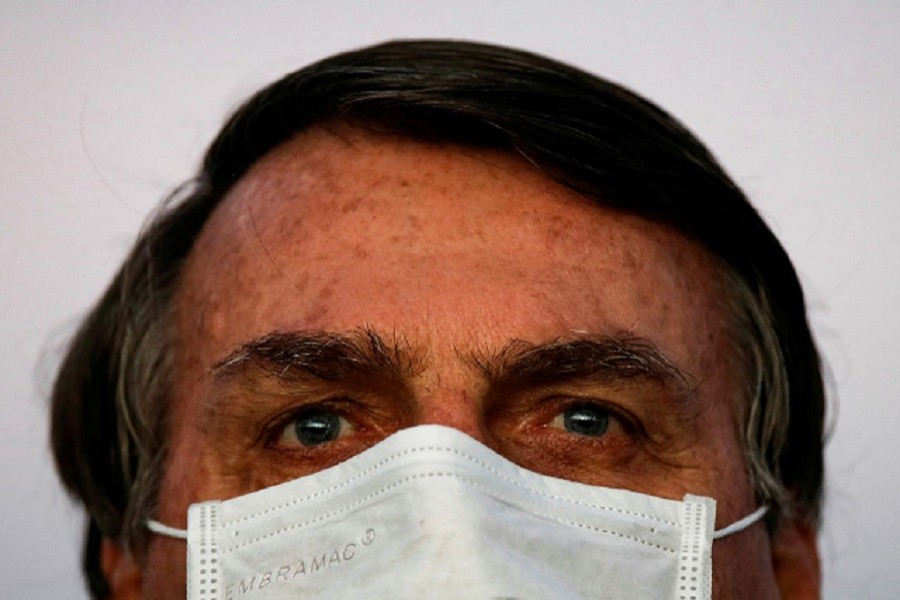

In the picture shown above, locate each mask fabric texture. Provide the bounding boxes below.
[155,425,751,600]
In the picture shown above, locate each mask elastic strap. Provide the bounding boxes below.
[712,505,768,540]
[147,519,188,540]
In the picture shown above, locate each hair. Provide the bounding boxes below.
[50,39,825,598]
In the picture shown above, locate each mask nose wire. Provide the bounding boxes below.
[147,519,188,540]
[712,505,768,540]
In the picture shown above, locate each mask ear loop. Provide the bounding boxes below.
[712,505,768,540]
[147,520,188,540]
[143,511,769,541]
[146,503,767,543]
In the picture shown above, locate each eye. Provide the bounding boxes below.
[279,409,353,447]
[551,403,610,437]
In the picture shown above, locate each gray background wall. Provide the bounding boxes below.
[2,2,897,598]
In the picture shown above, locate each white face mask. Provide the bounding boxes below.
[149,425,766,600]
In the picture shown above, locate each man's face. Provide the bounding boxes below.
[134,127,784,597]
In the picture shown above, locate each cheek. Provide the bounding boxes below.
[143,533,187,599]
[712,526,778,598]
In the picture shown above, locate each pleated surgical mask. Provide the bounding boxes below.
[149,425,766,600]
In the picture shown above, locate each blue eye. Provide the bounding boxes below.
[283,410,349,447]
[556,404,609,437]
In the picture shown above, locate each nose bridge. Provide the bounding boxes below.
[411,368,491,445]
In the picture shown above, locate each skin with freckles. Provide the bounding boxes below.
[101,126,819,598]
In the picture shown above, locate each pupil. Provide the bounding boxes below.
[563,405,609,437]
[294,411,340,446]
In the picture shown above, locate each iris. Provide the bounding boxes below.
[293,411,342,446]
[562,404,609,437]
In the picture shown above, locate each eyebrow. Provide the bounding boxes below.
[211,327,420,384]
[469,336,694,395]
[213,329,692,398]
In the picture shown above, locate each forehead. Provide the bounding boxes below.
[176,126,730,374]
